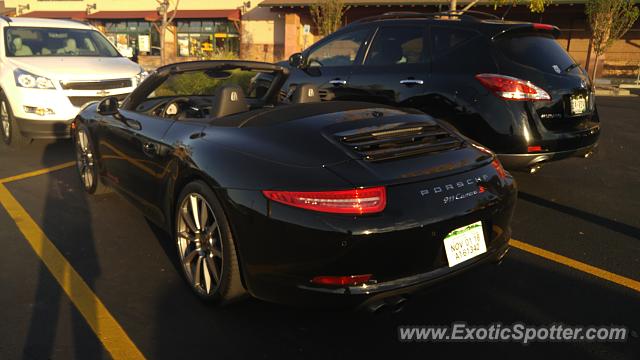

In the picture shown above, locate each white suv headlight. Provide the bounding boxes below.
[14,69,55,89]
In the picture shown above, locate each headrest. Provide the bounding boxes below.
[290,83,321,104]
[66,38,77,50]
[211,85,249,118]
[12,37,22,49]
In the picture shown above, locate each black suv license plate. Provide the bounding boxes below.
[570,95,587,115]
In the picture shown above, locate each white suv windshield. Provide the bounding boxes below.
[5,27,120,57]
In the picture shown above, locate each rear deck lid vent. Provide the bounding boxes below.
[336,122,464,162]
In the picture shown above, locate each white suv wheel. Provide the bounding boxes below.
[1,100,9,139]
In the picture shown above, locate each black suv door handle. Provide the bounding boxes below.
[400,79,424,86]
[329,79,347,86]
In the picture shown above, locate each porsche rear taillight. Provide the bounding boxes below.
[475,74,550,101]
[492,159,507,181]
[262,186,386,214]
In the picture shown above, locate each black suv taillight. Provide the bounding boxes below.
[475,74,551,101]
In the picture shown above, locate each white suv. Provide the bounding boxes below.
[0,17,145,147]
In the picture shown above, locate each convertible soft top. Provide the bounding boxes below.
[123,60,290,111]
[212,101,411,128]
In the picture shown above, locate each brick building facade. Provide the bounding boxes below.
[3,0,639,78]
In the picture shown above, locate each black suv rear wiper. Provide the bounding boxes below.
[564,63,579,73]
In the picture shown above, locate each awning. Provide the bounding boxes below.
[86,11,160,22]
[21,11,87,20]
[169,9,241,21]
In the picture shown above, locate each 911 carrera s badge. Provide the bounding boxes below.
[419,174,489,205]
[443,186,485,205]
[552,65,561,74]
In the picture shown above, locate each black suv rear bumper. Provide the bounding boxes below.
[498,143,597,169]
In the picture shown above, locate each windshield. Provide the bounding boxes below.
[148,69,273,99]
[5,27,120,57]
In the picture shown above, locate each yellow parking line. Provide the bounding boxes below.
[0,161,75,184]
[0,160,637,355]
[0,183,145,360]
[510,239,640,293]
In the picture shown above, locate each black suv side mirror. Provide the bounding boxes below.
[97,96,119,116]
[289,52,304,68]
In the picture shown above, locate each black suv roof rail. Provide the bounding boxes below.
[352,10,500,24]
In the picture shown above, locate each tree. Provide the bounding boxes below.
[310,0,349,37]
[450,0,551,14]
[154,0,181,65]
[586,0,639,82]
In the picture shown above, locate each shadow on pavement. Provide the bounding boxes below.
[518,191,640,240]
[21,136,104,359]
[145,220,640,360]
[0,138,73,180]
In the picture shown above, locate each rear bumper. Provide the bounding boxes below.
[498,143,597,169]
[222,165,517,308]
[16,117,73,139]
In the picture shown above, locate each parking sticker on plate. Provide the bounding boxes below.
[443,221,487,267]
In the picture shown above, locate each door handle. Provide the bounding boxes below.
[142,142,157,155]
[125,119,142,130]
[400,79,424,86]
[329,79,347,86]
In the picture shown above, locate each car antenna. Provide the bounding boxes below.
[501,3,514,20]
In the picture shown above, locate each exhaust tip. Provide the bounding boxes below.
[529,164,542,174]
[366,301,387,314]
[389,297,408,314]
[362,295,409,314]
[584,151,594,159]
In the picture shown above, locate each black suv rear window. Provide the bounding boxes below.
[496,35,575,74]
[431,27,478,56]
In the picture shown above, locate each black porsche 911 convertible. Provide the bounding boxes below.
[73,60,516,310]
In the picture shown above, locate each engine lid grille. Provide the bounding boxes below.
[336,122,464,162]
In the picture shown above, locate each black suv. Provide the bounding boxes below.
[267,11,600,172]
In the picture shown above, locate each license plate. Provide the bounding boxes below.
[443,221,487,267]
[570,95,587,115]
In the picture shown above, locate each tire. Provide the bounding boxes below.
[0,92,29,148]
[74,123,111,195]
[175,180,246,304]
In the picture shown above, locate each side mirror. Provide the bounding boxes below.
[288,52,304,68]
[97,96,119,116]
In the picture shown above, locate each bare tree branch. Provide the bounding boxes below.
[167,0,181,24]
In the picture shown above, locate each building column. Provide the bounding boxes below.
[162,24,177,65]
[283,12,301,59]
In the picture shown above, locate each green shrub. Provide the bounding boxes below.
[154,69,259,97]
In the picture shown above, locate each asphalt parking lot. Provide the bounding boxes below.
[0,96,638,359]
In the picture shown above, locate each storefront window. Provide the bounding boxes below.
[104,20,160,57]
[177,19,239,57]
